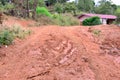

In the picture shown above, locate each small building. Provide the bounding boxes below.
[78,13,117,24]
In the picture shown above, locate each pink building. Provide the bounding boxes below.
[78,13,117,24]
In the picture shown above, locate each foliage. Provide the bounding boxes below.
[54,3,64,13]
[0,0,8,5]
[64,2,77,15]
[35,15,54,26]
[10,26,31,39]
[0,29,14,45]
[82,16,101,26]
[0,2,14,12]
[29,0,45,8]
[35,13,79,26]
[77,0,95,12]
[36,6,52,17]
[94,0,117,14]
[54,2,77,15]
[48,0,68,5]
[53,13,79,26]
[92,29,101,36]
[115,6,120,23]
[0,25,31,45]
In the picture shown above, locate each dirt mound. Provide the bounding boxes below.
[100,34,120,56]
[0,18,120,80]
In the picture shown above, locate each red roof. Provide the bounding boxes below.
[79,13,117,19]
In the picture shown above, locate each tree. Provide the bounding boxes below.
[77,0,95,12]
[54,3,64,13]
[0,0,8,5]
[2,0,45,18]
[48,0,68,5]
[64,2,77,15]
[94,0,117,14]
[54,2,77,15]
[115,6,120,23]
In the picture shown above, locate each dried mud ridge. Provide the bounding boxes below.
[27,35,82,79]
[0,25,120,80]
[100,37,120,56]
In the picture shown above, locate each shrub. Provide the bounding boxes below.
[36,6,52,17]
[115,8,120,24]
[92,30,101,36]
[10,26,31,39]
[82,16,101,26]
[53,13,79,26]
[0,29,14,45]
[64,2,77,15]
[54,2,77,15]
[0,2,14,13]
[35,15,54,26]
[54,3,64,13]
[0,26,31,46]
[29,0,45,8]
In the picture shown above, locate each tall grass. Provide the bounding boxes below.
[53,13,79,26]
[0,25,31,45]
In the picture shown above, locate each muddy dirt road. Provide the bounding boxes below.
[0,18,120,80]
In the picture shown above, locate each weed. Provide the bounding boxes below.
[92,30,101,36]
[0,29,14,45]
[10,26,31,39]
[0,25,31,46]
[53,13,79,26]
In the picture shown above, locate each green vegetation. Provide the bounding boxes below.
[35,13,79,26]
[64,2,77,15]
[54,2,77,15]
[92,29,101,36]
[54,3,64,13]
[47,0,68,5]
[0,2,14,13]
[77,0,94,12]
[94,0,117,15]
[10,26,31,39]
[0,0,120,25]
[0,26,31,45]
[53,14,79,26]
[82,16,101,26]
[0,29,14,45]
[115,6,120,23]
[36,7,52,17]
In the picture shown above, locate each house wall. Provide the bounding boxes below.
[102,18,107,24]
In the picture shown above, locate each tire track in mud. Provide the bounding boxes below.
[1,26,120,80]
[26,34,79,79]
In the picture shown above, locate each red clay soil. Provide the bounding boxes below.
[0,17,120,80]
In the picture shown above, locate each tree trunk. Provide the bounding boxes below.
[26,0,29,18]
[32,0,37,19]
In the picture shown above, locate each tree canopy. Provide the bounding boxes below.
[77,0,95,12]
[94,0,117,14]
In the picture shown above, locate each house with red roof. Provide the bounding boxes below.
[78,13,117,24]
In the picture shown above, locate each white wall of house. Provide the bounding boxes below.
[101,18,107,24]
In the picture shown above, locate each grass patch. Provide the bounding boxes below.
[35,13,79,26]
[0,29,14,45]
[92,29,101,36]
[10,26,31,39]
[0,25,31,46]
[35,15,54,26]
[53,13,79,26]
